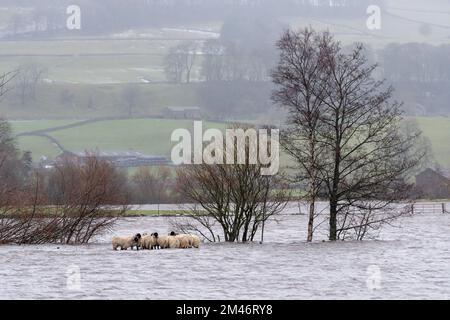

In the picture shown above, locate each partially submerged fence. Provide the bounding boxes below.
[289,201,450,215]
[412,202,449,214]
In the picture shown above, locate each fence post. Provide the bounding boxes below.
[411,203,414,215]
[443,203,447,214]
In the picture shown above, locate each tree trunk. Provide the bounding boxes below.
[329,199,338,241]
[306,131,317,242]
[307,199,315,242]
[186,69,191,83]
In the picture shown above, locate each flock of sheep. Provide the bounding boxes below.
[112,232,201,251]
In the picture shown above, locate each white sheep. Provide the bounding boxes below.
[168,236,181,248]
[168,232,189,249]
[190,234,201,248]
[112,233,142,250]
[169,231,199,249]
[152,233,169,249]
[140,234,157,250]
[176,234,191,248]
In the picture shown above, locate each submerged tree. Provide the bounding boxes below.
[272,29,331,242]
[272,28,425,241]
[174,125,288,242]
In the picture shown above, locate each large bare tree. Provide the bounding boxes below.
[272,29,331,242]
[273,28,425,241]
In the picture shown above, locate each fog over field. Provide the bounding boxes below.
[0,0,449,302]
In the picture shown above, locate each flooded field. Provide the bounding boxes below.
[1,203,450,300]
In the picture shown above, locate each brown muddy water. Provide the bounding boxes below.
[1,203,450,299]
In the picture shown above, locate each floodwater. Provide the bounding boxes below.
[1,202,450,300]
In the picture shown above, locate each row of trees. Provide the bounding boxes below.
[164,17,280,84]
[163,17,281,120]
[163,32,450,118]
[381,43,450,84]
[170,29,427,243]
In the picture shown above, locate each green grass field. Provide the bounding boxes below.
[11,120,77,134]
[1,82,202,119]
[16,136,62,159]
[12,118,228,160]
[50,118,227,156]
[415,117,450,169]
[10,117,450,170]
[0,37,206,84]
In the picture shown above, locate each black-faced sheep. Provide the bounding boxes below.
[112,233,142,250]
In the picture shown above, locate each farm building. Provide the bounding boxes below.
[164,106,202,119]
[54,151,171,168]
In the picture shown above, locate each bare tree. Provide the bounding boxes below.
[1,152,129,245]
[15,63,47,105]
[0,117,53,244]
[201,39,226,82]
[175,127,288,242]
[0,71,17,100]
[121,84,140,117]
[272,28,332,242]
[164,41,198,84]
[273,28,425,241]
[320,41,424,241]
[131,166,172,204]
[48,154,129,244]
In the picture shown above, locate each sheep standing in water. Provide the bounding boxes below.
[170,231,200,249]
[169,232,189,248]
[152,232,170,249]
[140,234,157,250]
[168,235,181,248]
[177,235,191,249]
[190,234,201,248]
[112,233,142,250]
